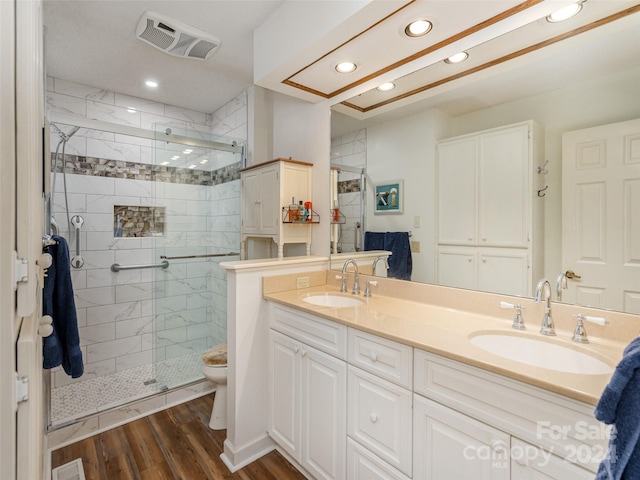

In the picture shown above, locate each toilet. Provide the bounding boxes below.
[201,343,228,430]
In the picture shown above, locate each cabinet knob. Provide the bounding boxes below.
[468,237,473,241]
[482,237,487,241]
[369,352,378,362]
[369,413,378,423]
[255,200,262,205]
[293,346,299,353]
[301,350,307,357]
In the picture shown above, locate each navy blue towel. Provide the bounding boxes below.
[364,231,412,281]
[595,336,640,479]
[43,235,84,378]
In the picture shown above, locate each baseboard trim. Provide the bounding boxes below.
[221,434,275,472]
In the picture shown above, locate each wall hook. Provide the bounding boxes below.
[537,185,548,197]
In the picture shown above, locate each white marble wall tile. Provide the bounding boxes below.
[165,338,207,359]
[78,250,115,271]
[86,301,142,326]
[54,358,116,388]
[47,91,86,118]
[51,192,87,214]
[76,307,87,328]
[114,178,154,198]
[164,105,207,125]
[70,270,87,290]
[186,323,210,341]
[85,233,141,251]
[86,336,141,363]
[87,268,141,289]
[115,282,156,303]
[140,112,187,132]
[75,286,116,309]
[186,292,212,310]
[61,174,115,195]
[163,307,208,328]
[50,133,87,157]
[186,262,213,279]
[114,350,154,372]
[115,248,154,266]
[154,295,187,315]
[154,327,187,347]
[47,416,100,450]
[53,78,114,104]
[80,323,116,345]
[86,194,141,214]
[87,100,141,127]
[163,278,208,297]
[87,138,141,162]
[114,93,165,116]
[115,316,153,339]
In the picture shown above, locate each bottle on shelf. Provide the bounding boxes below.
[304,201,313,222]
[289,197,299,222]
[299,200,307,221]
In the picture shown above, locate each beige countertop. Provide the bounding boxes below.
[264,283,626,406]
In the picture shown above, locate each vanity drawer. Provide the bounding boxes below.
[270,304,347,359]
[347,365,412,477]
[348,328,412,389]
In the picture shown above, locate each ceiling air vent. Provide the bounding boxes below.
[135,12,220,61]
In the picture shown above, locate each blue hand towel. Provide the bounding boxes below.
[595,336,640,479]
[384,232,412,281]
[364,231,385,251]
[43,235,84,378]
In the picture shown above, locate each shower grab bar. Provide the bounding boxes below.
[70,215,85,268]
[160,252,239,260]
[111,260,169,272]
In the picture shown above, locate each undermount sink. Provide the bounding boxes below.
[302,293,364,308]
[469,332,613,375]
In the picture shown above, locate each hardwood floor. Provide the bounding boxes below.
[51,393,306,480]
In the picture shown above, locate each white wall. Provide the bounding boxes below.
[365,108,449,283]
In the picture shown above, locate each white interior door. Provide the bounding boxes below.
[562,118,640,313]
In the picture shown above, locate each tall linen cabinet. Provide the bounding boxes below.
[436,120,544,297]
[241,158,313,259]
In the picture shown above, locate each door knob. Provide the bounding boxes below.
[565,270,581,279]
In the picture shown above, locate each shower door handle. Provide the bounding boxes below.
[70,215,84,268]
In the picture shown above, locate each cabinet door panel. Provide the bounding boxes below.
[437,247,477,290]
[242,170,261,232]
[302,346,347,480]
[478,248,529,297]
[414,395,510,480]
[511,438,594,480]
[269,331,301,462]
[479,124,529,247]
[347,438,411,480]
[348,366,412,476]
[260,167,279,234]
[437,137,477,245]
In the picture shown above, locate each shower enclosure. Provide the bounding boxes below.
[46,117,242,428]
[330,165,366,254]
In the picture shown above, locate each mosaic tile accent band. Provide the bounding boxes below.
[338,178,361,193]
[51,153,240,186]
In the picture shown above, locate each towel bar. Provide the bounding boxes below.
[160,252,239,260]
[111,260,169,272]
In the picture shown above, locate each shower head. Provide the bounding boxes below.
[52,123,80,143]
[67,126,80,138]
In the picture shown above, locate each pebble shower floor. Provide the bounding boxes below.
[50,352,203,427]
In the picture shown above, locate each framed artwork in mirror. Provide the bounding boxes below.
[374,180,403,214]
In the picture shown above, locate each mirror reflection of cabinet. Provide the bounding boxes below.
[240,158,313,259]
[436,121,544,297]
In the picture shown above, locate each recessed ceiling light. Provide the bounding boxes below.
[405,19,432,37]
[200,159,208,164]
[444,52,469,64]
[145,80,158,88]
[127,108,137,113]
[188,164,196,169]
[377,82,396,92]
[171,155,180,160]
[183,149,193,154]
[160,161,170,165]
[546,2,583,22]
[335,62,357,73]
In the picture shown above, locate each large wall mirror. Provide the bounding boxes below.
[329,5,640,315]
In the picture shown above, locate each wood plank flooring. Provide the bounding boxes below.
[51,393,306,480]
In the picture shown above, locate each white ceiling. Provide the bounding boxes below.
[43,0,284,114]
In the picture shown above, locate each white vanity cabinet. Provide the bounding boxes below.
[346,329,414,479]
[241,158,313,259]
[413,349,601,480]
[436,121,544,297]
[268,305,347,480]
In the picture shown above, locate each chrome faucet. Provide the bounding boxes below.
[556,271,568,301]
[341,259,360,295]
[534,278,555,336]
[372,255,389,276]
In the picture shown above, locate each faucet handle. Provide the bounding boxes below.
[571,313,608,326]
[364,280,378,297]
[499,301,526,330]
[335,274,347,293]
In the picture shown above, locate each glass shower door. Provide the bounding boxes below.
[150,129,242,392]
